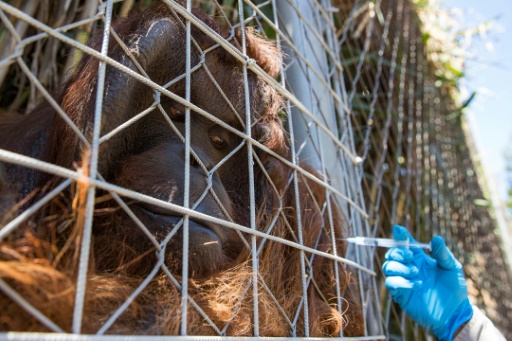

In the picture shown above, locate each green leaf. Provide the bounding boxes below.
[446,92,477,121]
[473,199,491,207]
[422,32,430,44]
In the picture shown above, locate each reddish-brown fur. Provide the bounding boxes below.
[0,1,363,336]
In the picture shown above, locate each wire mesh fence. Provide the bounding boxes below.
[0,0,510,340]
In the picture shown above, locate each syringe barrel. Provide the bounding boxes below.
[347,237,431,250]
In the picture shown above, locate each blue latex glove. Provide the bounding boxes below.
[382,225,473,340]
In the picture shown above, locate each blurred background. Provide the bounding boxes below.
[442,0,512,236]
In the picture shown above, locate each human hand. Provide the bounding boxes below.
[382,225,473,340]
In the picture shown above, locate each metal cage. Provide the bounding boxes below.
[0,0,510,340]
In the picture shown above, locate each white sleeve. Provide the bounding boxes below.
[454,305,505,341]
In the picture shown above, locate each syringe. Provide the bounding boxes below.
[346,237,431,251]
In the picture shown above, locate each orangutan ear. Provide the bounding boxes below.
[235,27,282,78]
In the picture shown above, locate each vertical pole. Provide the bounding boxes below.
[276,0,342,186]
[72,0,113,334]
[180,0,192,335]
[237,1,259,335]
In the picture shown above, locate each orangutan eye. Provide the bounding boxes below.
[209,135,226,148]
[168,107,184,121]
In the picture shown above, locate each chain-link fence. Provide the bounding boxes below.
[0,0,510,340]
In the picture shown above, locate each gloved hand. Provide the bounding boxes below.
[382,225,473,340]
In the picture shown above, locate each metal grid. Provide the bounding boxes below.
[0,0,379,338]
[333,0,512,339]
[0,0,510,340]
